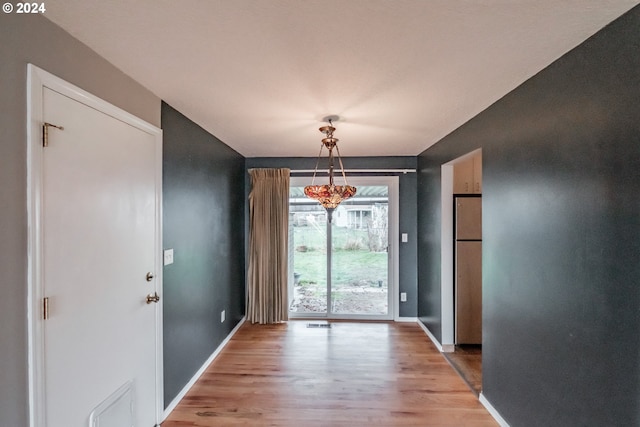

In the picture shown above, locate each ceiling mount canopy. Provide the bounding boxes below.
[304,116,357,222]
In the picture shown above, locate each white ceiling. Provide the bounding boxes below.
[44,0,638,157]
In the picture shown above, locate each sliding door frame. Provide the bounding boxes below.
[289,175,399,321]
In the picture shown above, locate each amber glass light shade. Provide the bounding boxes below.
[303,184,357,209]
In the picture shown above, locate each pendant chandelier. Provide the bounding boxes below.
[304,116,356,222]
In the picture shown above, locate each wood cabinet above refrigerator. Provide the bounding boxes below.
[453,152,482,194]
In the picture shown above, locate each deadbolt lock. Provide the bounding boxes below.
[146,272,154,282]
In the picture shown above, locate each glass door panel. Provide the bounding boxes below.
[289,186,328,315]
[330,186,389,316]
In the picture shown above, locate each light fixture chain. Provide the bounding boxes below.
[335,144,349,185]
[310,143,324,185]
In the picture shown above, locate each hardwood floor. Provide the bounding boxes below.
[443,345,483,396]
[162,321,497,426]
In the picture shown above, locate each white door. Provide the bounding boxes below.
[40,85,160,426]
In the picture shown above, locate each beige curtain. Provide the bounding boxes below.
[247,168,290,324]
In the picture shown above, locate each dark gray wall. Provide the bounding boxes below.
[0,14,160,426]
[417,6,640,426]
[246,157,418,317]
[162,102,246,406]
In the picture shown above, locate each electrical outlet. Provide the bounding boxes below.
[163,249,174,266]
[401,233,408,243]
[221,310,225,323]
[400,292,407,302]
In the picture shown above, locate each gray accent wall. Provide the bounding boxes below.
[246,156,418,318]
[0,14,160,426]
[417,6,640,426]
[162,102,246,406]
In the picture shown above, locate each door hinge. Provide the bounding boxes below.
[43,297,49,320]
[43,122,64,147]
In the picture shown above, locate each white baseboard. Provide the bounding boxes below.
[417,320,455,352]
[479,393,510,427]
[395,316,417,322]
[162,317,246,420]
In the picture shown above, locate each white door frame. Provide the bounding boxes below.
[26,64,164,426]
[289,175,399,321]
[440,163,455,351]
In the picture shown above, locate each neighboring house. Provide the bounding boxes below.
[1,6,639,427]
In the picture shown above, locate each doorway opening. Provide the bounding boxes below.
[288,176,398,320]
[441,149,483,395]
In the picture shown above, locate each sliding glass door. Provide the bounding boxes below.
[288,176,397,320]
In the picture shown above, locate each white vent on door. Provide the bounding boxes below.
[89,381,134,427]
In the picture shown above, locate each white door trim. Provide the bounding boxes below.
[26,64,164,427]
[440,163,455,349]
[288,175,398,321]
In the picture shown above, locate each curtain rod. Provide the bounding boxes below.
[289,169,416,174]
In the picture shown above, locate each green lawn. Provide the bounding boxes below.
[292,226,387,288]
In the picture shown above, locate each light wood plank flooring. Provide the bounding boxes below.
[162,321,497,426]
[443,345,483,396]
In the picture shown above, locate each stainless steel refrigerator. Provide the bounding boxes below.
[455,196,482,344]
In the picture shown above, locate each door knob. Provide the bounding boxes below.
[146,272,154,282]
[146,292,160,304]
